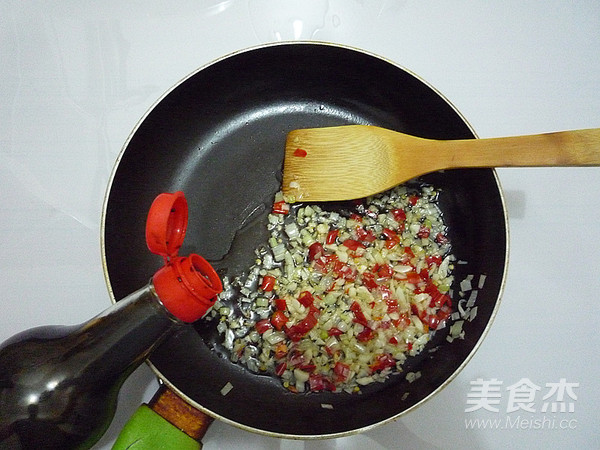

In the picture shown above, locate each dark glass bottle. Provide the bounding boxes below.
[0,284,182,449]
[0,192,222,449]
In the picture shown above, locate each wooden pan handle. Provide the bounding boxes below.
[112,385,214,449]
[149,384,214,442]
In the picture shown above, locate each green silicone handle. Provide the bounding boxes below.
[112,404,201,450]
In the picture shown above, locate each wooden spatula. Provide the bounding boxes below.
[282,125,600,202]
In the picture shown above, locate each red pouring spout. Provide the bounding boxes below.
[145,191,222,322]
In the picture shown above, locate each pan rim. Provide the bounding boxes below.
[100,40,509,439]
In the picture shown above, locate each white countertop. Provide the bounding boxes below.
[1,1,598,449]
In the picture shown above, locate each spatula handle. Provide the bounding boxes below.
[448,128,600,168]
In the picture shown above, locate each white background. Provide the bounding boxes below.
[1,1,598,449]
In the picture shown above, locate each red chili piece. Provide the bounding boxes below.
[260,275,276,291]
[327,327,344,336]
[374,264,393,280]
[405,270,422,285]
[371,353,396,373]
[274,298,287,311]
[417,225,430,238]
[426,255,443,267]
[350,301,369,327]
[326,229,339,245]
[275,362,287,376]
[271,310,289,330]
[391,208,406,222]
[385,297,399,314]
[357,327,374,342]
[308,242,324,261]
[356,226,376,242]
[297,291,315,307]
[285,305,320,342]
[361,272,378,291]
[392,313,411,329]
[313,254,339,274]
[255,319,272,334]
[424,283,452,308]
[333,362,350,382]
[308,373,336,392]
[342,239,365,251]
[435,232,449,244]
[382,228,400,249]
[272,201,290,215]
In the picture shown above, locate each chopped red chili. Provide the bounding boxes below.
[297,291,315,307]
[391,208,406,222]
[342,239,365,251]
[255,319,272,334]
[327,327,344,336]
[357,327,374,342]
[272,201,289,215]
[382,228,400,249]
[371,353,396,373]
[308,373,336,392]
[333,361,351,382]
[361,272,378,291]
[260,275,276,291]
[356,226,376,242]
[308,242,324,261]
[275,362,287,376]
[435,232,449,244]
[326,229,339,244]
[350,301,369,327]
[271,310,289,330]
[417,225,431,238]
[274,297,287,311]
[284,305,320,342]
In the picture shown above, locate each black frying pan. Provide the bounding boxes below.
[102,42,507,438]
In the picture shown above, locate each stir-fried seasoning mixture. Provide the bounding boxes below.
[208,184,457,393]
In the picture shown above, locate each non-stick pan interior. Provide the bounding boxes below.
[103,42,507,437]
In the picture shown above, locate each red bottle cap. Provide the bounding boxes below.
[146,192,222,323]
